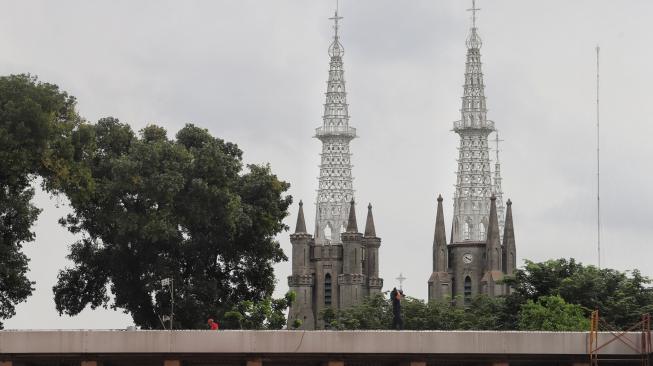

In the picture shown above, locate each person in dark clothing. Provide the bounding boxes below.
[390,287,404,330]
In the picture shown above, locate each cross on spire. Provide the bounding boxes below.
[467,0,481,29]
[328,2,343,38]
[494,131,504,162]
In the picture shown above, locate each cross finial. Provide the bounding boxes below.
[494,130,504,163]
[395,272,407,291]
[467,0,481,29]
[328,1,343,38]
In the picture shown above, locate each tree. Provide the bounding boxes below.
[0,75,91,328]
[53,120,292,329]
[324,293,393,330]
[518,295,589,331]
[320,293,500,331]
[222,292,294,330]
[504,259,653,329]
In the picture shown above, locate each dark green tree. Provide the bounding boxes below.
[504,259,653,329]
[53,120,291,329]
[0,75,91,328]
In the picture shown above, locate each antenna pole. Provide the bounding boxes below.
[596,45,601,269]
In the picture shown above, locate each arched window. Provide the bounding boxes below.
[324,274,332,305]
[464,276,472,305]
[479,222,486,240]
[324,224,332,241]
[463,220,472,240]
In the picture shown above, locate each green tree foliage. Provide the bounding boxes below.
[504,258,653,329]
[52,119,292,329]
[320,259,652,331]
[222,292,294,330]
[322,293,508,330]
[517,295,590,331]
[323,292,392,330]
[0,75,91,328]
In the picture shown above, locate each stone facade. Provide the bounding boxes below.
[428,2,516,304]
[288,201,383,329]
[428,196,517,304]
[288,11,382,329]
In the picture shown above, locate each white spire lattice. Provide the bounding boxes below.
[493,131,505,241]
[451,0,497,243]
[314,9,356,244]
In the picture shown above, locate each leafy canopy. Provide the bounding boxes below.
[517,295,589,331]
[52,119,291,329]
[0,75,91,328]
[503,258,653,329]
[322,259,653,331]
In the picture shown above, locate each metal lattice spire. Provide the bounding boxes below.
[314,7,356,244]
[492,132,505,242]
[452,0,496,243]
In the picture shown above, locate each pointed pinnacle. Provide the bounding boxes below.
[487,193,500,247]
[295,200,307,234]
[346,199,358,233]
[364,203,376,237]
[434,194,447,246]
[503,198,515,247]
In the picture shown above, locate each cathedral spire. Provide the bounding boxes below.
[502,199,516,275]
[364,203,376,237]
[485,194,502,271]
[346,199,358,233]
[295,200,307,234]
[493,132,506,240]
[451,0,495,243]
[314,6,357,244]
[433,194,447,272]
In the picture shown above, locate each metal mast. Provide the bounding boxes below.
[596,45,601,269]
[451,0,496,243]
[314,7,356,245]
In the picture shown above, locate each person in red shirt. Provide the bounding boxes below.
[207,318,219,330]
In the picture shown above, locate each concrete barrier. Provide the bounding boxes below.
[0,330,647,365]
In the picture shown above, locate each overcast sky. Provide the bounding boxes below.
[2,0,652,329]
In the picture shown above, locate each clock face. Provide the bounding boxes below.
[463,253,473,264]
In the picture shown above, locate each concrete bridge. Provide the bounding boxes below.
[0,330,649,366]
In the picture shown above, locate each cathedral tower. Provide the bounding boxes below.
[429,0,516,304]
[288,9,382,329]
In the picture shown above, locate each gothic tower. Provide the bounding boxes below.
[288,9,383,330]
[287,201,314,327]
[428,0,516,304]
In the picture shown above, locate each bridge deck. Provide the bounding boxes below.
[0,330,648,365]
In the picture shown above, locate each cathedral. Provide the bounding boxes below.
[427,1,517,304]
[288,1,518,329]
[286,9,383,330]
